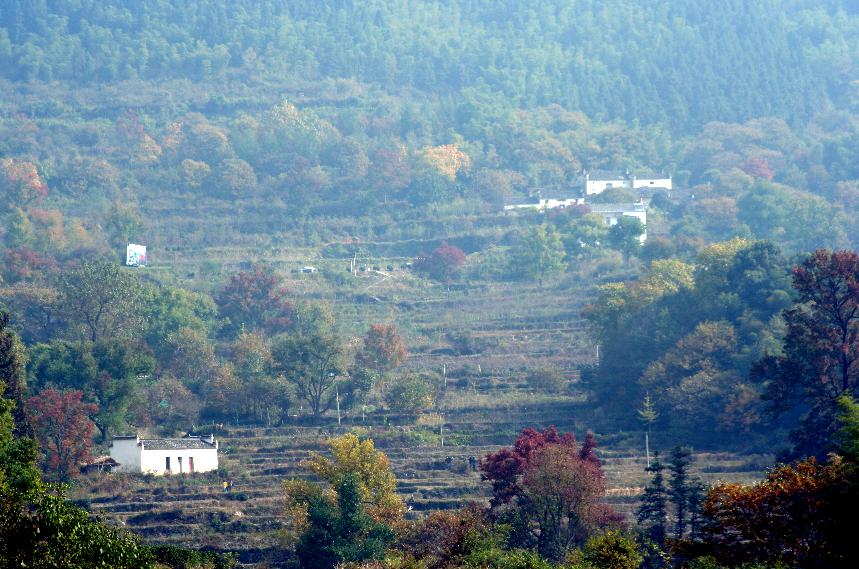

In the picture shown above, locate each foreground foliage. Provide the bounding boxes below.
[1,310,234,568]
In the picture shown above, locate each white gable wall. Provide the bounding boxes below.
[596,208,648,243]
[110,437,142,473]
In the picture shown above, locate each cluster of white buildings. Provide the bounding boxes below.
[503,170,672,242]
[581,170,672,196]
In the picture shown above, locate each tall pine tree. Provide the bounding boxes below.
[667,446,696,539]
[637,451,668,545]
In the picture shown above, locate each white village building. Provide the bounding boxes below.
[582,170,671,196]
[503,197,584,211]
[590,202,648,242]
[110,434,219,475]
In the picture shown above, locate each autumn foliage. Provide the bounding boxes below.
[415,242,466,282]
[416,144,471,181]
[480,427,619,560]
[397,504,491,569]
[357,323,407,380]
[1,158,48,205]
[27,388,97,481]
[695,456,853,567]
[302,433,404,526]
[217,263,293,335]
[1,247,58,283]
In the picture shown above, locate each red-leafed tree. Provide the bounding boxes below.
[357,323,408,382]
[740,156,775,181]
[480,427,619,561]
[27,388,97,481]
[217,263,293,335]
[415,242,466,282]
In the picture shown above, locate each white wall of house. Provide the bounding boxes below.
[592,204,648,243]
[138,447,218,475]
[110,437,142,473]
[632,177,672,190]
[584,174,671,195]
[585,178,632,195]
[504,197,584,211]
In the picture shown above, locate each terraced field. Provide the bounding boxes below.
[68,205,771,566]
[73,395,772,567]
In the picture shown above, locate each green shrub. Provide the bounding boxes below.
[149,544,237,569]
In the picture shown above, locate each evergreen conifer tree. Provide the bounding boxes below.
[687,481,706,541]
[637,451,668,545]
[668,446,694,539]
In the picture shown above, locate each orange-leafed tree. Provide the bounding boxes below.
[27,388,97,481]
[357,323,407,382]
[397,504,491,569]
[695,456,852,567]
[1,158,48,206]
[416,144,471,181]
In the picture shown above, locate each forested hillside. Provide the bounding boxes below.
[1,0,857,130]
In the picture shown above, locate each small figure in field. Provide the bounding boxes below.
[468,456,477,471]
[222,480,229,493]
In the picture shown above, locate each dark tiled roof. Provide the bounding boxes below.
[537,188,581,200]
[140,438,216,450]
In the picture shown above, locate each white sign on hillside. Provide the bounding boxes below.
[126,243,147,267]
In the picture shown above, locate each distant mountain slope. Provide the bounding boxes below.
[0,0,856,131]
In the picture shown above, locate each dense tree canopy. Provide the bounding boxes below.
[0,1,855,133]
[754,249,859,458]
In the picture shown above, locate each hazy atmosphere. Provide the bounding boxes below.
[1,2,858,568]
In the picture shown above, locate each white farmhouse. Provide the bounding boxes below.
[110,434,219,475]
[590,202,648,242]
[582,170,671,196]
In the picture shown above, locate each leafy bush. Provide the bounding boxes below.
[149,544,237,569]
[385,373,439,413]
[524,366,566,394]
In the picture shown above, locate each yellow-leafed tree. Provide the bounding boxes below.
[415,144,471,181]
[303,433,404,525]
